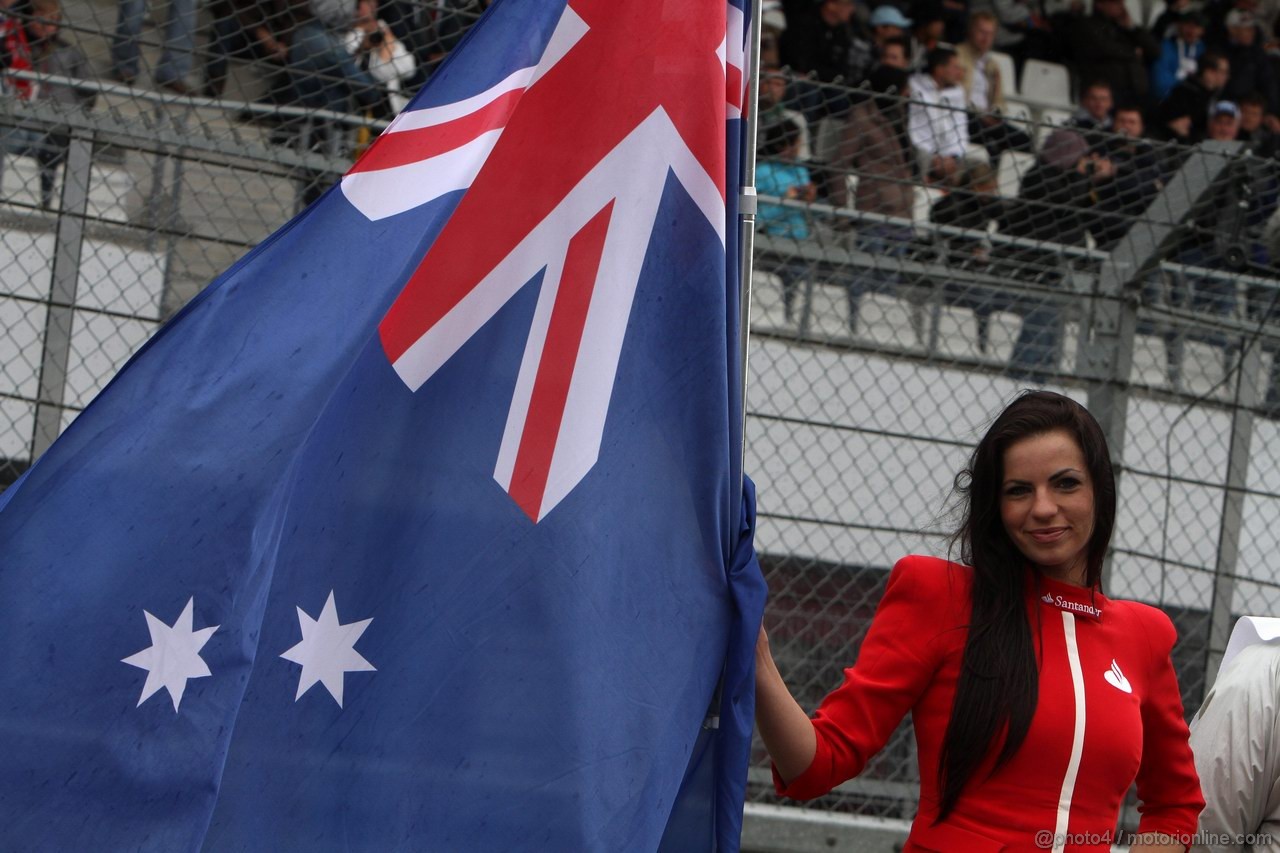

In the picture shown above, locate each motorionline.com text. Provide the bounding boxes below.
[1034,829,1275,848]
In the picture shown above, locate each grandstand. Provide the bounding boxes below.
[2,0,1280,849]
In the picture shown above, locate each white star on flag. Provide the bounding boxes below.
[121,597,219,712]
[280,591,375,707]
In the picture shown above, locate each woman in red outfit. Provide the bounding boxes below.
[755,391,1204,852]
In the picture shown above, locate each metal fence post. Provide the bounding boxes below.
[31,134,93,458]
[1081,143,1237,590]
[159,112,189,320]
[1205,338,1262,688]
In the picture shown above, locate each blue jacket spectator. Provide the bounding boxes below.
[757,122,816,240]
[1150,13,1205,101]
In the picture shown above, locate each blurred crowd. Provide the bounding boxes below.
[1,0,1279,387]
[756,0,1280,387]
[0,0,490,116]
[0,0,492,202]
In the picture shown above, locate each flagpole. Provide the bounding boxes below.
[737,0,762,499]
[705,1,764,739]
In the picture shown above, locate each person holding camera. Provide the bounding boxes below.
[343,0,416,117]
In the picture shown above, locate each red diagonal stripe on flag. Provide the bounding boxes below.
[726,64,742,111]
[349,89,523,176]
[377,0,724,367]
[507,201,614,519]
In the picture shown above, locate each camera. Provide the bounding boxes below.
[368,31,384,47]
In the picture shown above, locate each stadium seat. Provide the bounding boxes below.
[913,186,944,225]
[1035,108,1074,150]
[1002,100,1034,138]
[990,51,1017,99]
[997,150,1037,198]
[1021,60,1072,107]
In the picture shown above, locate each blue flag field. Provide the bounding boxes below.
[0,1,767,850]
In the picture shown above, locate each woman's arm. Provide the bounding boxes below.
[757,556,947,800]
[754,626,817,784]
[1132,608,1206,853]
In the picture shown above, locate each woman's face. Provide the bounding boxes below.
[999,429,1096,584]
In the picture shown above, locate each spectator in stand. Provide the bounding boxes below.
[1095,105,1168,248]
[343,0,416,117]
[958,11,1033,159]
[932,163,1008,353]
[998,129,1113,378]
[1067,0,1160,107]
[831,66,916,334]
[1150,11,1206,101]
[1154,51,1229,142]
[968,0,1052,69]
[863,6,912,78]
[909,2,947,69]
[1217,9,1279,115]
[0,0,94,208]
[942,0,972,43]
[757,121,818,324]
[1070,80,1114,148]
[1202,0,1254,46]
[1207,98,1243,140]
[425,0,491,75]
[0,0,33,99]
[289,0,382,116]
[759,66,812,162]
[869,6,912,51]
[878,36,912,70]
[205,0,295,102]
[111,0,196,93]
[782,0,868,121]
[781,0,863,84]
[24,0,93,110]
[1149,0,1192,37]
[909,46,971,183]
[362,0,419,68]
[1103,104,1193,385]
[1165,100,1278,387]
[1238,92,1280,157]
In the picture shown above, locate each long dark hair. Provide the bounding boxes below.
[936,391,1116,820]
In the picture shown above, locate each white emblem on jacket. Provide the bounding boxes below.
[1104,659,1132,693]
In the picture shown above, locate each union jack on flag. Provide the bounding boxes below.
[0,1,764,850]
[345,0,749,521]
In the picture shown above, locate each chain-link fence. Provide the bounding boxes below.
[3,1,1280,847]
[744,68,1280,841]
[0,0,481,488]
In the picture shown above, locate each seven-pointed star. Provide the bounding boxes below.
[280,591,375,708]
[121,597,219,712]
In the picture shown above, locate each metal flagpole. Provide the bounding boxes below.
[737,0,763,498]
[705,0,765,738]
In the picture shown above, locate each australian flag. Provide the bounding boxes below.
[0,1,766,850]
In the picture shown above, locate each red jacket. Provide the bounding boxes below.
[774,555,1204,852]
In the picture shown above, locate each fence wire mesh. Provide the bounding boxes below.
[744,68,1280,831]
[2,0,1280,839]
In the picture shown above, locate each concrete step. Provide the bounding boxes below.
[0,154,133,223]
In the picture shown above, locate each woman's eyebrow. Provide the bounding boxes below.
[1048,468,1083,480]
